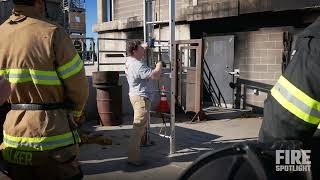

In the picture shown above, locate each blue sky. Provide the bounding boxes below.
[86,1,97,39]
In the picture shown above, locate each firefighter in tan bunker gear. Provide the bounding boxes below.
[0,0,89,179]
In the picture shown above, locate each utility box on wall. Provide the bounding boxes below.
[69,11,86,33]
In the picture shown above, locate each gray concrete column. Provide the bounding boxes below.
[97,0,106,23]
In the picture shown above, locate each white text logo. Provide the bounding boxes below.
[275,150,311,172]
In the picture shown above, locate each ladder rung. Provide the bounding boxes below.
[153,90,170,93]
[146,20,170,25]
[149,131,171,139]
[154,44,170,47]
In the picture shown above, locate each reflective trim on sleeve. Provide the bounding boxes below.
[271,76,320,125]
[57,54,84,79]
[3,131,80,151]
[73,110,82,118]
[0,69,61,85]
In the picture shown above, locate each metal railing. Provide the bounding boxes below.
[203,58,227,108]
[96,38,143,71]
[71,37,96,66]
[234,78,273,113]
[63,0,85,10]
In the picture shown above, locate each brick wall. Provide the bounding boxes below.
[235,27,285,107]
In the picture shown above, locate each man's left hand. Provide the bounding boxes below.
[142,42,149,49]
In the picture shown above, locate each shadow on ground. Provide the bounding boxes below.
[79,118,257,176]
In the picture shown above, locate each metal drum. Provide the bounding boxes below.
[92,71,119,86]
[96,85,122,126]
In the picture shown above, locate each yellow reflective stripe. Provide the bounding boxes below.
[57,54,84,79]
[3,131,80,151]
[271,88,320,125]
[57,54,81,72]
[0,69,61,85]
[73,110,82,118]
[4,140,78,151]
[278,76,320,111]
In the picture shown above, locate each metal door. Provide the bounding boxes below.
[176,40,203,114]
[204,36,235,107]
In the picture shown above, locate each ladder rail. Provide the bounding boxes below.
[143,0,176,154]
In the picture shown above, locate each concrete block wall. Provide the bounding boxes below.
[187,0,238,21]
[113,0,187,21]
[234,27,285,107]
[95,0,188,31]
[95,0,320,32]
[113,0,143,21]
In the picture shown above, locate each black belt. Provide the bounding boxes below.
[11,103,70,110]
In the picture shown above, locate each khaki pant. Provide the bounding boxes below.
[128,96,151,162]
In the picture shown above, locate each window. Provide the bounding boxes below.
[106,0,113,22]
[75,16,80,23]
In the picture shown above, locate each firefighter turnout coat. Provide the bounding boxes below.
[0,7,89,166]
[259,17,320,179]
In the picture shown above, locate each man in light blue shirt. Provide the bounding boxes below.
[125,40,162,165]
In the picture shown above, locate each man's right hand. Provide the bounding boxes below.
[156,61,163,67]
[0,76,11,106]
[150,62,162,80]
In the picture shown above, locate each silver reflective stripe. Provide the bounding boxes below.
[274,83,320,119]
[5,73,60,80]
[30,74,60,80]
[58,58,82,76]
[4,74,29,78]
